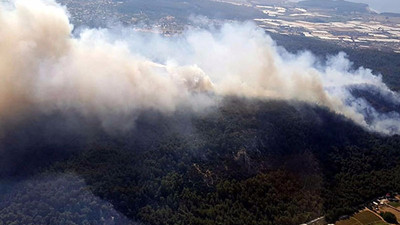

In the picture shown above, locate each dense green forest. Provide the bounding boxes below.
[1,98,399,224]
[0,174,135,225]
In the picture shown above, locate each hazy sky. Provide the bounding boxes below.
[291,0,400,14]
[347,0,400,13]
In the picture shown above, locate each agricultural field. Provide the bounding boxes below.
[388,202,400,208]
[336,211,388,225]
[336,217,364,225]
[379,206,400,223]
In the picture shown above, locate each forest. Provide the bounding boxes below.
[1,0,400,224]
[1,97,399,224]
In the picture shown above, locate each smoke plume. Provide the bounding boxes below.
[1,0,399,134]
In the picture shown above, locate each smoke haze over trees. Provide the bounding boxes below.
[0,0,400,134]
[1,0,400,225]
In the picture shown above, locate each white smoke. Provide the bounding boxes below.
[1,0,399,134]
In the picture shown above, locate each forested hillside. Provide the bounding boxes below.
[1,98,399,224]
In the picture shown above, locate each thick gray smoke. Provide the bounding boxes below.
[1,0,400,134]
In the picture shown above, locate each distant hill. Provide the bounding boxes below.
[117,0,265,21]
[298,0,370,14]
[381,12,400,17]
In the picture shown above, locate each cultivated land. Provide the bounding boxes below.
[252,5,400,53]
[57,0,400,52]
[388,202,400,208]
[379,206,400,221]
[336,210,388,225]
